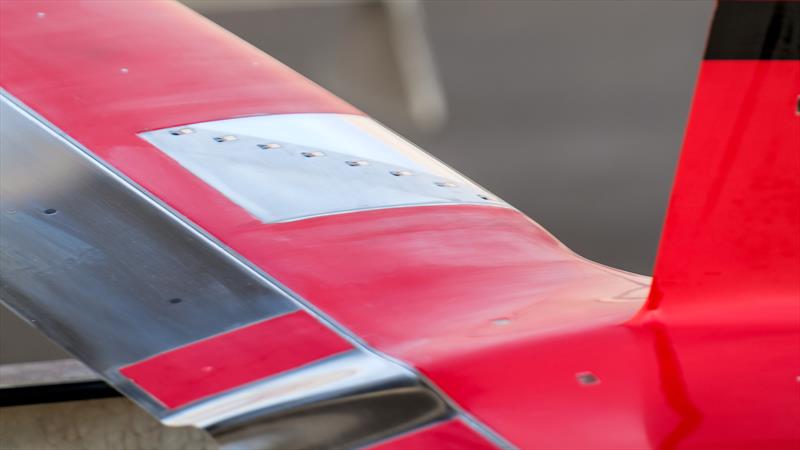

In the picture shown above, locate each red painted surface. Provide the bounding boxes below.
[119,311,352,408]
[639,60,800,327]
[2,1,799,449]
[366,420,499,450]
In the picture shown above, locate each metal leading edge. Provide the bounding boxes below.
[0,91,512,449]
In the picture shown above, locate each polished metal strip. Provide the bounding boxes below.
[0,90,514,449]
[0,95,298,372]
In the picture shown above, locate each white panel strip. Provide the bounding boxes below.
[140,114,508,223]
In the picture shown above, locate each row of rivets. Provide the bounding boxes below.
[167,129,494,199]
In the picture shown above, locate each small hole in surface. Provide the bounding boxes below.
[576,372,600,386]
[169,298,183,304]
[42,208,57,215]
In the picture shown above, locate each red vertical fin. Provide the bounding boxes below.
[640,0,800,325]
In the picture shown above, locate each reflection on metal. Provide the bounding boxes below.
[161,352,419,427]
[0,92,510,449]
[0,95,299,373]
[214,388,444,450]
[141,114,508,223]
[190,352,448,450]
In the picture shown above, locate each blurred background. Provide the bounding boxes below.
[1,0,714,364]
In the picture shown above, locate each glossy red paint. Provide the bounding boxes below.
[120,311,352,409]
[639,60,800,327]
[366,420,499,450]
[628,57,800,449]
[2,1,798,449]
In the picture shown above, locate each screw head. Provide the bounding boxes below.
[213,135,238,143]
[346,160,369,167]
[301,151,325,158]
[169,128,194,136]
[390,170,413,177]
[435,181,457,187]
[258,143,281,150]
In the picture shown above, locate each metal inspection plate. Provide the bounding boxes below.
[140,114,508,223]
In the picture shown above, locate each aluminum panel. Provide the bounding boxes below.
[140,114,509,223]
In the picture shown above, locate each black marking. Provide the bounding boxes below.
[705,1,799,60]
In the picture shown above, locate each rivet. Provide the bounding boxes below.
[169,128,194,136]
[390,170,413,177]
[168,298,183,304]
[576,372,600,386]
[42,208,58,215]
[36,12,45,18]
[214,135,238,143]
[491,318,511,326]
[302,151,325,158]
[201,366,214,373]
[435,181,457,187]
[120,67,129,74]
[346,160,369,167]
[477,193,493,201]
[258,143,281,150]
